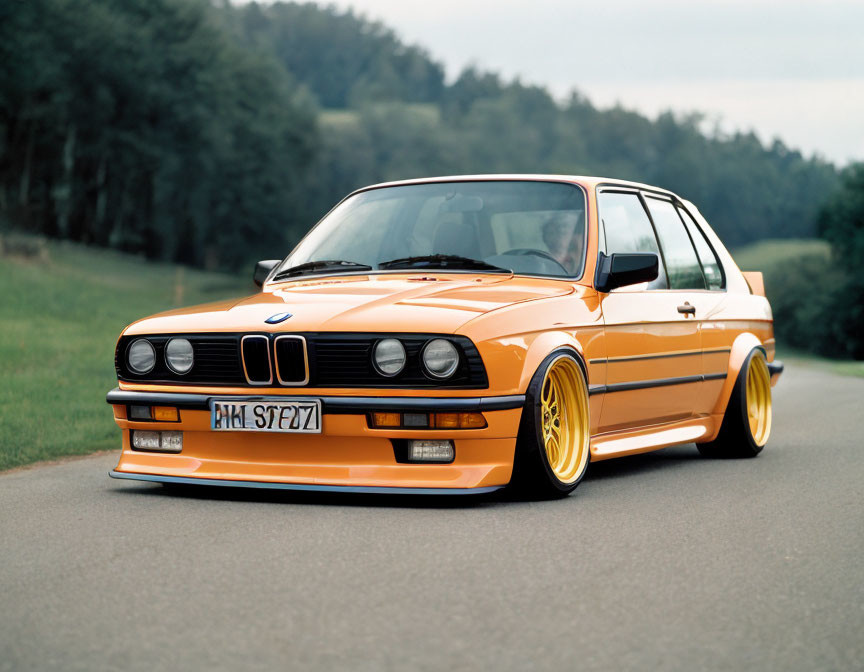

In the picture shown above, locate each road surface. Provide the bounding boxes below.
[1,365,862,671]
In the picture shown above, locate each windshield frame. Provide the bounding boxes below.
[266,178,590,285]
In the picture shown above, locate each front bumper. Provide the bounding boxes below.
[107,389,524,492]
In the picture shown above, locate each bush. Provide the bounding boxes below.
[734,239,855,358]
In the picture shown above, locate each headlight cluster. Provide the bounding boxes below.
[372,337,460,380]
[127,338,194,375]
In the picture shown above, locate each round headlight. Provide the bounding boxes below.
[373,338,406,377]
[165,338,194,374]
[422,339,459,379]
[127,339,156,374]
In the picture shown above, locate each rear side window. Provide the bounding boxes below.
[677,205,724,290]
[644,197,706,290]
[598,191,667,289]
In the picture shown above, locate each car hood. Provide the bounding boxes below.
[123,273,575,336]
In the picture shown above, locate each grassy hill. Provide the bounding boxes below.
[732,238,863,376]
[731,238,830,271]
[0,236,250,471]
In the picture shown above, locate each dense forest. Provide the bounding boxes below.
[0,0,844,270]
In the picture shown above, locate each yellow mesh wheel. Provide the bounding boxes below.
[697,348,773,458]
[746,353,772,446]
[540,355,591,484]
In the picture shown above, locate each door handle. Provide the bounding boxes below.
[677,302,696,315]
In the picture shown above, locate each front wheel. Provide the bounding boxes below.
[510,351,591,498]
[698,348,772,458]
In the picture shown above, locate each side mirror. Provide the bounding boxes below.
[253,259,280,287]
[595,252,659,293]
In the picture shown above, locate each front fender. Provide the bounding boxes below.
[518,331,586,392]
[476,330,586,395]
[475,330,603,435]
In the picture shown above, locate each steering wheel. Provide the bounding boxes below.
[501,248,569,274]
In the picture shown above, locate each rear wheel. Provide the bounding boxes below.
[511,351,591,498]
[698,348,772,458]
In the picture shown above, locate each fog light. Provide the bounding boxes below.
[131,430,183,453]
[160,431,183,451]
[407,439,454,463]
[131,430,159,449]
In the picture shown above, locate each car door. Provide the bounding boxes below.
[595,189,705,433]
[675,202,730,414]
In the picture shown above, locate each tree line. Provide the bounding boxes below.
[0,0,846,271]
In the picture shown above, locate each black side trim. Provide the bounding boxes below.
[588,372,726,396]
[767,360,784,376]
[589,347,730,365]
[106,389,525,413]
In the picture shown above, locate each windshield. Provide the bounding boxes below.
[276,181,587,279]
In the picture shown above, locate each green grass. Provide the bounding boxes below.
[731,238,830,271]
[0,238,251,471]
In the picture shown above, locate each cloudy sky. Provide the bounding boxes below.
[316,0,864,165]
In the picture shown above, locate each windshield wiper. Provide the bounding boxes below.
[378,254,511,273]
[271,259,373,281]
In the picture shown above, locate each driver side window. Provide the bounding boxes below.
[598,191,668,289]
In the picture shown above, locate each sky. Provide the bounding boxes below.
[294,0,864,165]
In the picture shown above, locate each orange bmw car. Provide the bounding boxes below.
[107,175,782,497]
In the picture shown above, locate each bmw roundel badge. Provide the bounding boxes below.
[265,312,293,324]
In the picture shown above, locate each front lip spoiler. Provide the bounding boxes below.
[106,388,525,413]
[109,470,503,495]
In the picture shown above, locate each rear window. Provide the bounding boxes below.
[677,205,724,290]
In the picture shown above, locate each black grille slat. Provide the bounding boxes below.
[241,336,272,384]
[274,337,307,384]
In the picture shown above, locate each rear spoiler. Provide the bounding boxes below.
[741,271,765,297]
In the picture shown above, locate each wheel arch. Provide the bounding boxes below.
[510,340,593,496]
[517,331,589,394]
[711,332,767,417]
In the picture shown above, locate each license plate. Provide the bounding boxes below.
[210,399,322,433]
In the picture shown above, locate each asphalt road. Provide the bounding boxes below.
[1,365,862,672]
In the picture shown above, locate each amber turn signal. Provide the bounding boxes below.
[369,411,486,429]
[372,412,401,427]
[431,412,486,429]
[153,406,179,422]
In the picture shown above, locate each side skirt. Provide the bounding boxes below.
[589,416,717,461]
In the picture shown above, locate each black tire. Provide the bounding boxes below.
[698,348,771,458]
[509,350,591,499]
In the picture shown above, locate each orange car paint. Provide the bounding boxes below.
[108,175,780,490]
